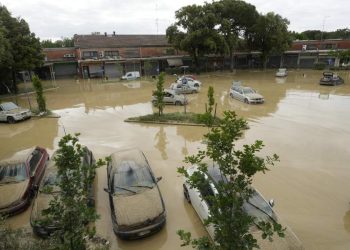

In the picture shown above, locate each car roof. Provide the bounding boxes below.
[0,147,36,165]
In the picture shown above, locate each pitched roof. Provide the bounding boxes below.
[74,34,169,48]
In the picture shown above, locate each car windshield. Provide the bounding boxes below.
[41,172,60,193]
[243,190,277,223]
[0,163,27,184]
[112,161,155,195]
[1,102,18,111]
[243,88,255,94]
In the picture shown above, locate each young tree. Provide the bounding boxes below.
[32,74,46,113]
[246,12,291,69]
[45,134,105,250]
[200,86,216,127]
[178,111,285,249]
[153,72,165,116]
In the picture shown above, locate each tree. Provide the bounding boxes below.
[200,86,216,127]
[44,134,105,250]
[211,0,259,72]
[41,37,74,48]
[166,4,224,74]
[32,74,46,113]
[153,72,165,116]
[246,12,291,69]
[178,111,285,249]
[0,4,44,93]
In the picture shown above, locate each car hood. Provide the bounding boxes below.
[112,188,164,226]
[246,93,263,99]
[0,180,29,208]
[253,226,304,249]
[31,192,53,221]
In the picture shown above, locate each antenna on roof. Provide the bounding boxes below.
[155,0,159,34]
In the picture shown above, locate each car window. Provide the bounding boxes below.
[0,163,28,183]
[29,149,43,176]
[199,183,215,208]
[1,102,18,111]
[243,88,255,94]
[0,106,2,111]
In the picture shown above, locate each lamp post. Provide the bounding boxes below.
[20,71,32,110]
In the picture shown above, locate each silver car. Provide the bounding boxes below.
[0,102,32,123]
[169,83,198,94]
[152,89,188,106]
[229,84,264,104]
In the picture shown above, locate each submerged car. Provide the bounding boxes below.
[152,89,188,106]
[0,102,32,124]
[170,83,199,94]
[319,72,344,86]
[0,147,49,215]
[30,147,95,237]
[276,68,288,77]
[104,149,166,239]
[183,164,303,249]
[176,75,202,88]
[229,83,264,104]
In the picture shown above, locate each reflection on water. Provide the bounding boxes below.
[343,209,350,233]
[1,70,350,249]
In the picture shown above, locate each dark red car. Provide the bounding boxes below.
[0,147,49,216]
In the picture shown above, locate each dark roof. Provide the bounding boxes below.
[74,34,169,48]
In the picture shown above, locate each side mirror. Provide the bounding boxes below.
[103,188,110,193]
[269,199,275,207]
[156,176,162,182]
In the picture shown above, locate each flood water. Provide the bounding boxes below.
[1,70,350,249]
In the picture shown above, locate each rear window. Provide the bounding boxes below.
[29,149,43,175]
[0,163,28,183]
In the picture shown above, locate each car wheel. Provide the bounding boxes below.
[244,98,249,104]
[230,93,233,98]
[183,184,191,203]
[175,101,181,106]
[7,116,15,124]
[194,83,199,87]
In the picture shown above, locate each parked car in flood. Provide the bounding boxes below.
[275,68,288,77]
[319,72,344,86]
[175,75,202,88]
[0,102,32,124]
[169,82,199,94]
[183,164,304,249]
[104,149,166,239]
[30,147,96,237]
[0,147,49,215]
[229,83,264,104]
[152,89,188,106]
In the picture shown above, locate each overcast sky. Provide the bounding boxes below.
[1,0,349,40]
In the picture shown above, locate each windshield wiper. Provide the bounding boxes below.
[130,184,153,189]
[114,186,137,194]
[246,201,276,223]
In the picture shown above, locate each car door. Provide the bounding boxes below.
[163,92,171,103]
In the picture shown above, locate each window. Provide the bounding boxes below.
[29,149,43,176]
[199,183,215,208]
[82,51,98,59]
[104,51,119,57]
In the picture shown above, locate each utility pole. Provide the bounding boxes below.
[321,16,329,41]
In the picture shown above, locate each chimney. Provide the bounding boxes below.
[104,32,107,37]
[113,31,116,36]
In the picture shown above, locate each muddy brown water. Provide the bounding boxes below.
[1,70,350,249]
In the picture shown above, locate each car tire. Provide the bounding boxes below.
[194,83,199,87]
[244,98,249,104]
[7,116,15,124]
[183,184,191,203]
[230,93,233,98]
[175,101,181,106]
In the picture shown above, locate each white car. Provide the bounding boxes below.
[229,84,264,104]
[121,71,140,80]
[0,102,32,123]
[176,76,202,88]
[152,89,188,106]
[169,83,198,94]
[276,68,288,77]
[183,164,303,249]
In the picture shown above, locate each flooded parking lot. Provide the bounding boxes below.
[1,70,350,249]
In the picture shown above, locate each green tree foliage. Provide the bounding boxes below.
[41,37,74,48]
[211,0,259,72]
[177,111,285,249]
[166,4,224,73]
[246,12,291,69]
[199,86,216,127]
[32,74,46,112]
[44,134,105,250]
[291,28,350,40]
[153,72,165,116]
[0,4,44,94]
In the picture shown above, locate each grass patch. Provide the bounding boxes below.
[126,112,221,126]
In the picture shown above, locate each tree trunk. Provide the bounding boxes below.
[230,50,234,72]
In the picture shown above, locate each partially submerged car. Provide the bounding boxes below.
[169,83,198,94]
[276,68,288,77]
[30,147,95,237]
[175,75,202,88]
[152,89,188,106]
[0,147,49,215]
[229,82,264,104]
[104,149,166,239]
[183,164,303,249]
[121,71,140,80]
[0,102,32,124]
[319,72,344,86]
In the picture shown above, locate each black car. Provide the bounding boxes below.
[104,148,166,239]
[30,147,95,237]
[320,72,344,86]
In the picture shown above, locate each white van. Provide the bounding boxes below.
[121,71,140,80]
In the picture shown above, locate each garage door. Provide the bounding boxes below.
[105,63,123,78]
[54,63,77,77]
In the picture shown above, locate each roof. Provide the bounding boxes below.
[74,34,169,49]
[0,147,35,165]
